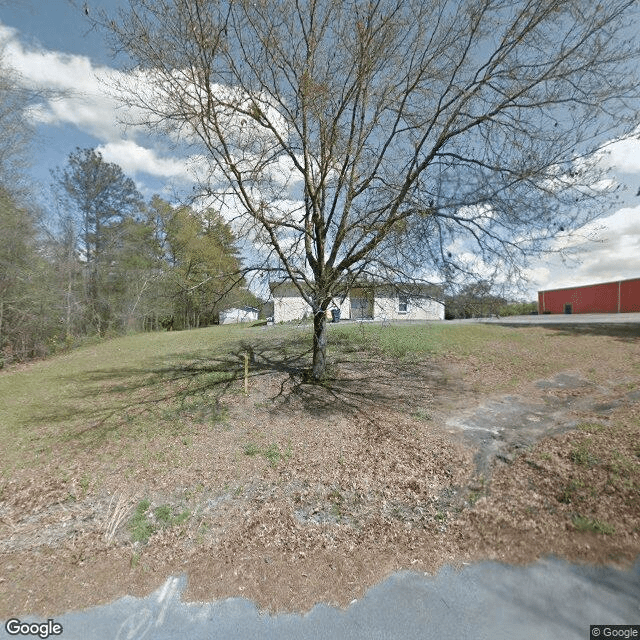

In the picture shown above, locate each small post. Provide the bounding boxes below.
[244,352,249,395]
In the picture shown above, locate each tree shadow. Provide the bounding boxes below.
[26,333,441,445]
[269,355,441,420]
[499,322,640,342]
[211,336,437,420]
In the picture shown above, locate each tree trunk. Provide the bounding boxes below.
[65,275,72,340]
[311,309,327,381]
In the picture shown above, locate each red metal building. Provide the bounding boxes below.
[538,277,640,314]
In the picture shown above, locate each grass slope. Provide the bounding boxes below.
[0,322,508,474]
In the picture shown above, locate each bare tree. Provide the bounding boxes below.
[0,54,34,195]
[96,0,639,379]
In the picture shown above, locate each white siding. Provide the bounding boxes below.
[219,308,259,324]
[273,294,312,322]
[270,282,444,322]
[418,298,445,320]
[272,286,350,323]
[374,294,444,321]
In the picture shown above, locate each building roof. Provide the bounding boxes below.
[269,278,443,296]
[538,276,640,294]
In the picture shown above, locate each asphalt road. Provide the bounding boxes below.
[447,312,640,325]
[2,558,638,640]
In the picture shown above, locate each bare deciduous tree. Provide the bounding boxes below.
[97,0,639,379]
[0,54,34,194]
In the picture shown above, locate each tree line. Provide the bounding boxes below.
[444,282,536,320]
[4,0,640,378]
[0,69,254,366]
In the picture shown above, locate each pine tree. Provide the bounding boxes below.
[52,148,143,334]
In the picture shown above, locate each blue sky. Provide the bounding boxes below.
[0,0,194,200]
[1,0,639,300]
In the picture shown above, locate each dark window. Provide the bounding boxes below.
[398,295,409,313]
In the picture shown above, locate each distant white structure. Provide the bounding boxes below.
[219,307,259,324]
[270,281,444,323]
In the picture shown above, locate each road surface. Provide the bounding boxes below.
[2,558,638,640]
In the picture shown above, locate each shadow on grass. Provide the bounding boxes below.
[501,322,640,342]
[240,333,446,424]
[25,332,440,446]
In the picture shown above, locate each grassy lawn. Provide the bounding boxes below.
[1,320,638,616]
[1,321,550,474]
[1,324,268,473]
[0,322,516,472]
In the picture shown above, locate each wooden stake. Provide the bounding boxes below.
[244,352,249,395]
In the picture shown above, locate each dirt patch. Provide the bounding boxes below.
[443,371,638,477]
[1,327,639,617]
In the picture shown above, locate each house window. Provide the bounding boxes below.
[398,295,409,313]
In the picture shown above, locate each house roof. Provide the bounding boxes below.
[269,279,444,303]
[220,306,259,313]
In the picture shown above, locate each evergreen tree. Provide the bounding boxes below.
[52,148,143,334]
[159,198,246,329]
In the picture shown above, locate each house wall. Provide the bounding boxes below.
[538,278,640,314]
[421,298,446,320]
[219,308,258,324]
[273,293,313,322]
[271,283,444,322]
[374,295,444,321]
[272,286,350,323]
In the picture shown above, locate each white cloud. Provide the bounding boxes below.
[527,205,640,295]
[600,133,640,174]
[0,23,212,186]
[1,23,130,141]
[1,23,306,200]
[2,23,638,297]
[96,140,192,181]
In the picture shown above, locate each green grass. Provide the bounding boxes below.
[557,479,585,504]
[330,321,535,360]
[130,499,155,543]
[264,442,292,468]
[243,441,292,467]
[129,499,191,544]
[572,515,616,535]
[569,440,599,467]
[243,442,261,456]
[0,324,267,473]
[576,422,605,433]
[412,408,432,421]
[153,504,190,527]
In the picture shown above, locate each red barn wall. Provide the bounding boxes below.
[538,278,640,314]
[620,279,640,312]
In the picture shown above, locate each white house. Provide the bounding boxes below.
[219,307,259,324]
[270,281,444,323]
